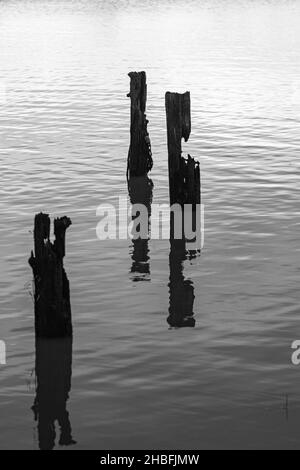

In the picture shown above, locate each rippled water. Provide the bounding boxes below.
[0,0,300,450]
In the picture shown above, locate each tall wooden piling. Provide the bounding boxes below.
[165,92,200,207]
[165,92,199,326]
[127,71,153,178]
[29,213,72,338]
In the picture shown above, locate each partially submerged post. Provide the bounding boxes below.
[127,71,153,178]
[165,92,200,207]
[166,92,199,327]
[29,213,72,338]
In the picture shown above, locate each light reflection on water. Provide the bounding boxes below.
[0,0,300,449]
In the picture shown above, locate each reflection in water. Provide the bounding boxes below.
[128,176,153,282]
[32,339,76,450]
[168,238,196,328]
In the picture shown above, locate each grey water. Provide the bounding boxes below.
[0,0,300,450]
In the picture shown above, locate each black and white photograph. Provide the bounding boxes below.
[0,0,300,453]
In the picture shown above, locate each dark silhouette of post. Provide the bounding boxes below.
[168,235,196,328]
[127,71,153,179]
[167,163,202,327]
[165,92,200,207]
[29,213,72,338]
[32,337,76,450]
[128,175,153,281]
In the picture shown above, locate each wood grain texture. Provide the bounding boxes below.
[127,71,153,178]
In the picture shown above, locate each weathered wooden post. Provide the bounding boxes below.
[165,91,200,207]
[29,213,72,338]
[165,92,199,327]
[127,71,153,179]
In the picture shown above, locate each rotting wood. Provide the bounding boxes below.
[127,71,153,178]
[165,91,200,207]
[29,213,72,338]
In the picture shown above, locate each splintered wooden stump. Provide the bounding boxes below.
[165,92,200,207]
[29,213,72,338]
[127,71,153,178]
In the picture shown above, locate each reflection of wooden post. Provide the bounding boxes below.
[128,176,153,281]
[32,338,76,450]
[29,213,72,338]
[165,92,200,207]
[168,239,195,328]
[127,71,153,178]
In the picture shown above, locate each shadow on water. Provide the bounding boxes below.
[128,175,153,282]
[32,336,76,450]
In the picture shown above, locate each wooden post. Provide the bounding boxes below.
[165,92,200,207]
[29,213,72,338]
[127,71,153,178]
[165,92,199,326]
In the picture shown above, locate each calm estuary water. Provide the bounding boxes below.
[0,0,300,450]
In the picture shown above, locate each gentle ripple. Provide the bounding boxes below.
[0,0,300,450]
